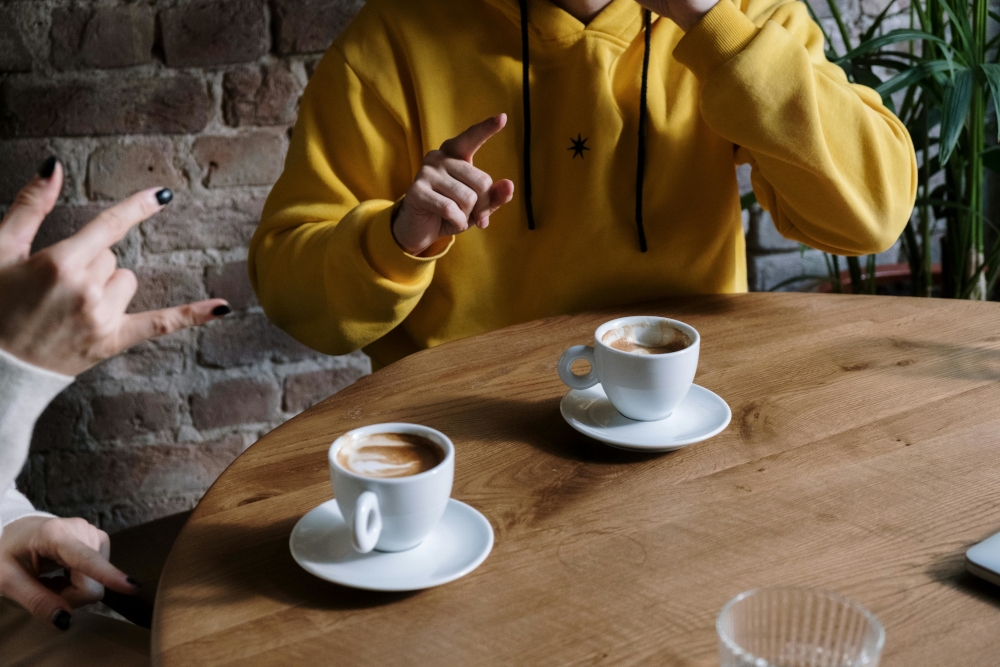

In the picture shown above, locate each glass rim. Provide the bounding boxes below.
[716,586,886,666]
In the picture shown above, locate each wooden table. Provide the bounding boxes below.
[152,293,1000,666]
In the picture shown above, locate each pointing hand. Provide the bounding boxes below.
[392,114,516,256]
[0,161,231,376]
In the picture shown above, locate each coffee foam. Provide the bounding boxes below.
[602,321,692,355]
[337,432,444,479]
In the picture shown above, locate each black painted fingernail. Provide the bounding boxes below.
[155,188,173,205]
[38,156,58,179]
[212,304,232,317]
[52,610,71,631]
[126,576,142,588]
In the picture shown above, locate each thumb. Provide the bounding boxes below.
[0,159,63,268]
[440,113,507,162]
[474,179,515,229]
[0,560,72,626]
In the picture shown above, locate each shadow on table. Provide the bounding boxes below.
[423,393,668,465]
[166,513,421,614]
[926,551,1000,609]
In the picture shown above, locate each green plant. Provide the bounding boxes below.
[750,0,1000,298]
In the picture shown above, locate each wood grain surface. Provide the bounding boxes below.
[152,293,1000,666]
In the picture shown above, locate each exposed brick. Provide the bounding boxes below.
[136,435,246,496]
[283,367,365,413]
[304,57,322,79]
[273,0,365,54]
[141,196,265,252]
[31,204,106,253]
[31,391,81,453]
[0,7,33,72]
[51,6,154,70]
[92,343,188,379]
[101,496,199,534]
[191,131,288,188]
[191,378,280,430]
[87,138,186,201]
[78,329,190,383]
[0,74,212,137]
[205,261,258,310]
[89,392,183,440]
[161,0,269,68]
[223,62,301,127]
[45,435,244,506]
[0,139,54,203]
[199,313,317,368]
[129,265,205,313]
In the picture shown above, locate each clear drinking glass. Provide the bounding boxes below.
[717,587,885,667]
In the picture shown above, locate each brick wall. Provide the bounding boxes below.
[1,0,899,531]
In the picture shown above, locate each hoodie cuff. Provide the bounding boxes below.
[673,0,759,81]
[362,199,454,285]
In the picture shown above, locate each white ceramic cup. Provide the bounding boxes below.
[557,316,700,421]
[329,423,454,553]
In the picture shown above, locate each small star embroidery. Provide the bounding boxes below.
[568,134,590,159]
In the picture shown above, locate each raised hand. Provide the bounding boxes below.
[392,114,516,255]
[0,515,137,629]
[0,160,231,377]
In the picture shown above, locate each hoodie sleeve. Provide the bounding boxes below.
[672,0,917,255]
[249,46,452,356]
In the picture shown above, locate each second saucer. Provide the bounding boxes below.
[560,383,731,452]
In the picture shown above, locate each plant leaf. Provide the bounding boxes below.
[740,191,758,210]
[876,60,953,98]
[936,0,974,62]
[836,29,957,66]
[861,0,898,43]
[980,63,1000,139]
[939,67,974,165]
[852,65,883,89]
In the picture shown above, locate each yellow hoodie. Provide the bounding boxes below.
[250,0,917,367]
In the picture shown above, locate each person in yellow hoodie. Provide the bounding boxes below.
[250,0,917,368]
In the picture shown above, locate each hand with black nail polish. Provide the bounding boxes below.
[0,160,231,376]
[0,515,140,627]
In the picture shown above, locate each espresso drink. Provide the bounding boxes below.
[337,432,444,478]
[602,322,692,355]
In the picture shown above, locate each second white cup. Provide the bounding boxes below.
[557,316,700,421]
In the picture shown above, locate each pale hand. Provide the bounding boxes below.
[0,163,230,377]
[0,515,137,625]
[392,114,516,256]
[636,0,719,31]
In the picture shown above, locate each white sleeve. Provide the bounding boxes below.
[0,483,54,528]
[0,347,73,540]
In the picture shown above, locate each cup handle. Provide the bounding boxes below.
[558,345,599,390]
[351,491,382,553]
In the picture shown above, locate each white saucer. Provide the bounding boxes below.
[560,383,732,452]
[289,498,493,592]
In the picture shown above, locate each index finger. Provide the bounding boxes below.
[60,187,172,259]
[439,113,507,162]
[52,537,135,595]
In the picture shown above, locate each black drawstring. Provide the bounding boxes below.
[518,0,536,230]
[635,9,652,252]
[517,3,653,251]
